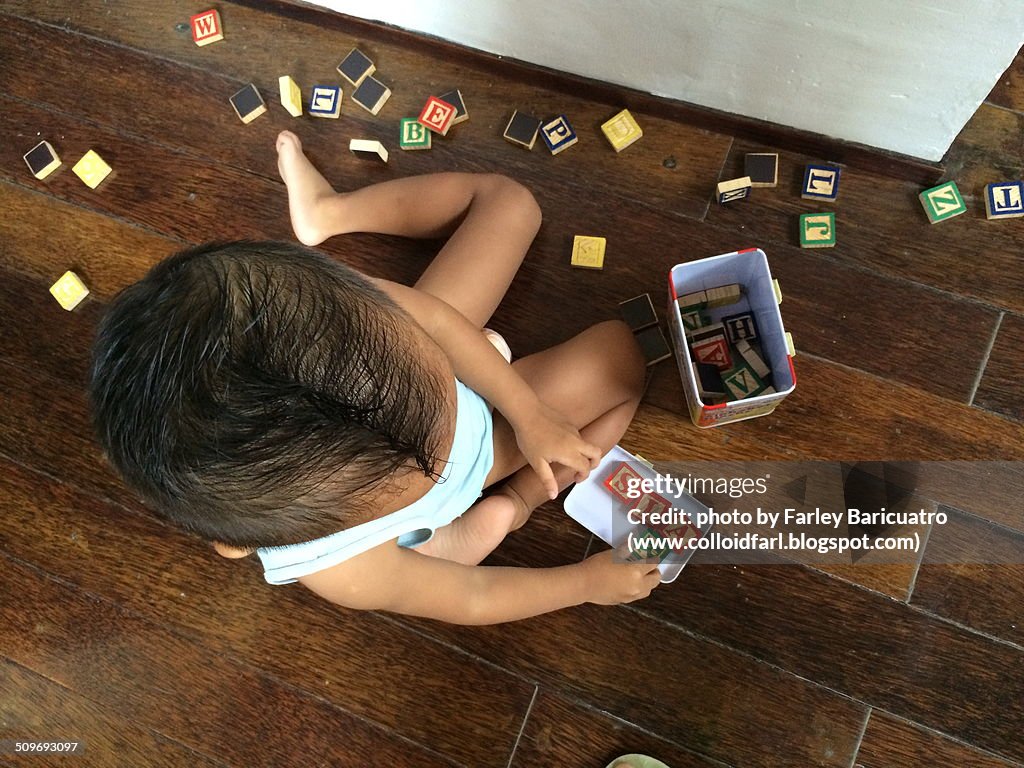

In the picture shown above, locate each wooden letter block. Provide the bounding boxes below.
[801,163,841,202]
[503,111,542,149]
[704,283,741,309]
[336,48,375,87]
[308,85,342,118]
[229,83,268,123]
[984,181,1024,220]
[23,140,61,179]
[399,117,432,150]
[696,362,727,404]
[278,75,302,117]
[680,309,708,334]
[49,271,89,311]
[604,462,642,503]
[570,235,606,269]
[690,324,732,370]
[799,212,835,248]
[351,76,391,115]
[716,176,752,203]
[735,338,770,378]
[635,325,672,366]
[722,365,767,400]
[600,109,642,152]
[744,153,779,187]
[438,89,469,124]
[190,9,223,46]
[619,294,658,331]
[919,181,967,223]
[540,115,578,155]
[676,290,707,312]
[349,139,388,163]
[418,96,457,135]
[71,150,111,189]
[722,312,759,343]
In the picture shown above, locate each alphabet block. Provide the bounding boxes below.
[278,75,302,117]
[49,271,89,311]
[801,163,841,201]
[716,176,751,203]
[744,153,778,187]
[503,110,541,149]
[71,150,111,189]
[540,115,578,155]
[799,212,835,248]
[438,89,468,124]
[619,294,658,331]
[722,312,759,344]
[349,139,388,163]
[190,9,223,46]
[570,235,606,269]
[351,76,391,115]
[230,83,268,123]
[600,109,642,152]
[704,283,741,309]
[635,325,672,366]
[23,140,61,179]
[399,117,432,150]
[308,85,342,118]
[919,181,967,223]
[336,48,375,87]
[418,96,457,135]
[984,181,1024,220]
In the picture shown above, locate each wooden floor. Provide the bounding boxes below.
[1,2,1023,766]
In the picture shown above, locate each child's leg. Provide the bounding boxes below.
[277,131,539,327]
[417,321,646,565]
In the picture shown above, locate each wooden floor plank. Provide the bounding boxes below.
[854,710,1022,768]
[0,555,457,768]
[974,313,1024,422]
[0,457,533,767]
[636,554,1024,763]
[397,580,868,768]
[986,48,1024,113]
[911,509,1024,647]
[0,659,227,768]
[509,690,726,768]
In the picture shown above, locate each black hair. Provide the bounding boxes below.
[89,241,449,548]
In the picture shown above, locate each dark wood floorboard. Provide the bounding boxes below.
[0,659,227,768]
[635,555,1024,763]
[853,710,1023,768]
[0,554,458,768]
[508,691,729,768]
[1,2,1022,766]
[0,458,533,767]
[975,313,1024,422]
[986,48,1024,113]
[910,509,1024,647]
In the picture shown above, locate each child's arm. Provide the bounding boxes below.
[373,278,600,497]
[297,538,661,625]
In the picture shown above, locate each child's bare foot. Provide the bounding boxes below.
[416,493,521,565]
[276,130,339,246]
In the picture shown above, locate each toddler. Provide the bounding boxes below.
[89,130,660,624]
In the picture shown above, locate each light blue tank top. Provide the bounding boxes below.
[256,379,494,584]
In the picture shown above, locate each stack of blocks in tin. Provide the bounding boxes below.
[676,284,775,402]
[618,294,672,367]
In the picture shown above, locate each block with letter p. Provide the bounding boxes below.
[540,115,578,155]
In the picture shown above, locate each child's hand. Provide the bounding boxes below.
[581,549,662,605]
[512,402,602,499]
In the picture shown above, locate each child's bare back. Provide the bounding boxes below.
[89,131,659,624]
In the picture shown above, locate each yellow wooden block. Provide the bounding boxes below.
[571,235,606,269]
[278,75,302,117]
[72,150,112,189]
[600,109,642,152]
[49,271,90,311]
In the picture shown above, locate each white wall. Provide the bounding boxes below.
[309,0,1024,161]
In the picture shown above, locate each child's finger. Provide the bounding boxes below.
[531,459,559,499]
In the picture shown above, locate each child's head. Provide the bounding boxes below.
[90,241,449,548]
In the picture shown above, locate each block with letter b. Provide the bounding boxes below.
[399,117,432,150]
